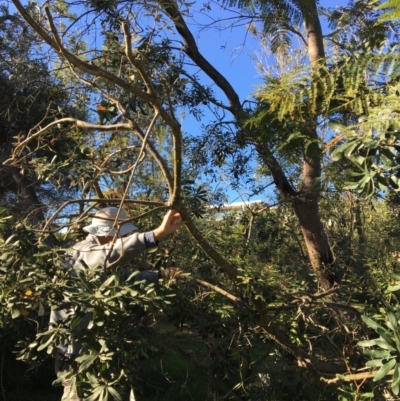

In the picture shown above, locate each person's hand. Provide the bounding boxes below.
[153,210,186,240]
[160,267,184,279]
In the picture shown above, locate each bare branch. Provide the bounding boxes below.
[117,111,159,213]
[322,369,393,384]
[252,297,346,374]
[122,22,158,98]
[39,198,167,235]
[11,0,154,103]
[180,204,239,280]
[6,118,132,162]
[160,0,242,116]
[184,275,246,306]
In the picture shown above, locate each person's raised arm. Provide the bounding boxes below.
[153,210,186,241]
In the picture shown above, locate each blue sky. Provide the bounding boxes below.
[181,0,351,121]
[7,0,353,205]
[179,0,350,204]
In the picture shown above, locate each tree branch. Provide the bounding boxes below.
[183,276,245,306]
[122,22,181,202]
[116,112,159,217]
[11,0,154,103]
[160,0,242,116]
[6,118,132,162]
[39,199,166,235]
[179,204,239,280]
[322,369,392,384]
[252,298,346,374]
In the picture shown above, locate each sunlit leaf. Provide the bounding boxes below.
[373,358,396,381]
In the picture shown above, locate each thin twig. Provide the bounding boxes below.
[183,276,246,307]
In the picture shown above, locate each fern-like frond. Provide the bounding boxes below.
[253,44,400,125]
[377,0,400,21]
[217,0,304,51]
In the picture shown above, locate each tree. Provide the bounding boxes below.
[4,0,400,399]
[0,5,93,227]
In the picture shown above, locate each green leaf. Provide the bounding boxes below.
[392,363,400,392]
[76,353,99,371]
[373,358,396,381]
[375,338,397,351]
[377,174,390,190]
[37,334,55,351]
[99,274,115,289]
[11,307,21,319]
[376,323,400,351]
[359,393,375,399]
[393,382,400,397]
[328,119,348,133]
[362,315,389,333]
[390,174,400,189]
[364,349,392,358]
[343,182,362,190]
[366,359,384,368]
[331,141,359,161]
[388,284,400,292]
[107,387,122,401]
[387,311,398,330]
[86,386,104,401]
[358,338,396,351]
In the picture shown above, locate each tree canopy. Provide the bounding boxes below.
[2,0,400,400]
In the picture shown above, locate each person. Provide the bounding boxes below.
[50,206,186,401]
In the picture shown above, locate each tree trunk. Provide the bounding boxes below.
[292,1,336,290]
[293,195,335,289]
[9,167,45,227]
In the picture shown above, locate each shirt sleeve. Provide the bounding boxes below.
[71,231,158,269]
[143,231,158,248]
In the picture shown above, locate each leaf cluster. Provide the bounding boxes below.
[359,311,400,395]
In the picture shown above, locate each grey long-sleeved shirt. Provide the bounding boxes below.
[50,231,159,357]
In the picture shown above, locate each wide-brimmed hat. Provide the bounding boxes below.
[83,207,138,237]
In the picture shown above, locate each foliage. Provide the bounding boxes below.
[358,310,400,396]
[3,0,400,400]
[377,0,400,22]
[250,42,400,198]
